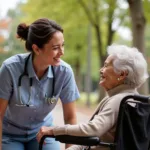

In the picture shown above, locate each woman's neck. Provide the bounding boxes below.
[32,57,48,80]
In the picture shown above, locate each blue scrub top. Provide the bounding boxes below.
[0,53,80,135]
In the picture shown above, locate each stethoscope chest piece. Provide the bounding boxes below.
[47,96,57,104]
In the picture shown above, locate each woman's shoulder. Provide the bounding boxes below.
[55,59,73,73]
[2,53,29,66]
[107,92,135,109]
[60,59,71,69]
[110,92,134,102]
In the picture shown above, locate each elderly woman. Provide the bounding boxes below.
[36,44,149,150]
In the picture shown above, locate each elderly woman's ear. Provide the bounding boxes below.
[119,71,128,81]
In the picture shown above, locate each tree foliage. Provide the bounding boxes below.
[1,0,150,103]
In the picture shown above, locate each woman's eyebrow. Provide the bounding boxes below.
[52,44,59,47]
[52,42,65,47]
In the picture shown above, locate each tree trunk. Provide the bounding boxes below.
[94,25,107,102]
[85,24,92,107]
[128,0,149,94]
[74,59,82,92]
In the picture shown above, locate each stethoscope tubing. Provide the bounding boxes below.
[16,54,56,107]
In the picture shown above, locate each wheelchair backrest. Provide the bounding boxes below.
[114,95,150,150]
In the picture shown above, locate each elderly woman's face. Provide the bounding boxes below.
[99,55,121,91]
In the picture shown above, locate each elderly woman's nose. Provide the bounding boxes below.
[99,70,103,76]
[100,67,104,72]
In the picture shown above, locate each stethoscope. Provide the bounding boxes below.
[16,54,57,107]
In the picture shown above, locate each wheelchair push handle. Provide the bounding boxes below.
[133,94,150,102]
[121,94,150,104]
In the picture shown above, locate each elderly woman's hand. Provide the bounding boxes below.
[36,126,54,143]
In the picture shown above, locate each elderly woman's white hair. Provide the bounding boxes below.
[107,44,149,88]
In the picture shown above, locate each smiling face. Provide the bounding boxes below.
[99,55,122,91]
[33,31,64,67]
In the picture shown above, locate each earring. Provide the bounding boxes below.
[117,78,120,81]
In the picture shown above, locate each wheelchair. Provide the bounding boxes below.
[39,94,150,150]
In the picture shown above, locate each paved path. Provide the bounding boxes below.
[52,102,91,150]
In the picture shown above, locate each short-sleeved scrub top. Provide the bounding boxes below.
[0,53,80,135]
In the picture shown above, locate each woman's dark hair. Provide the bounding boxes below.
[17,18,63,52]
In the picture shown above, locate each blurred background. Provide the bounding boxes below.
[0,0,150,108]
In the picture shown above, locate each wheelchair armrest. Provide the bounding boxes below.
[55,135,100,146]
[40,135,100,146]
[39,135,115,150]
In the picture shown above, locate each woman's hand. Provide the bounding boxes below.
[36,126,54,143]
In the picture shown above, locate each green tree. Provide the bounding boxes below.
[77,0,129,100]
[127,0,149,94]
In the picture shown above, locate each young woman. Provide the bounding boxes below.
[0,18,80,150]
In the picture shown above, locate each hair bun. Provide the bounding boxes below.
[17,23,29,41]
